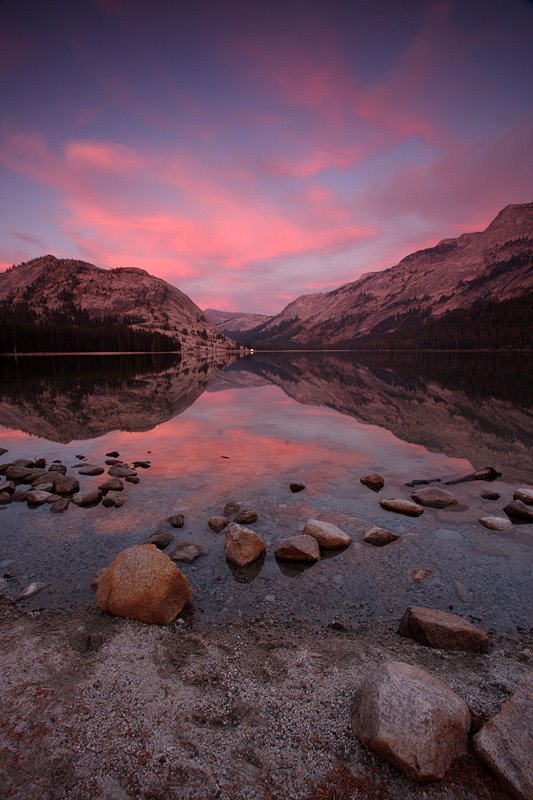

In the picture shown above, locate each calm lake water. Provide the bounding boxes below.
[1,351,532,635]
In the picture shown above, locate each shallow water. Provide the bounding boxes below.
[1,351,532,635]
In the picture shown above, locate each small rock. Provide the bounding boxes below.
[78,465,105,476]
[105,458,123,466]
[6,465,36,481]
[51,498,70,513]
[351,661,470,781]
[0,447,7,456]
[380,498,424,517]
[399,606,489,653]
[513,487,533,506]
[98,478,124,494]
[289,482,306,493]
[0,492,11,504]
[481,491,500,500]
[75,454,85,460]
[132,461,151,469]
[48,463,67,475]
[17,581,46,601]
[46,494,61,504]
[303,519,351,549]
[225,523,266,567]
[147,530,174,549]
[34,481,55,493]
[360,473,385,491]
[479,516,513,532]
[96,544,192,624]
[445,466,501,485]
[474,677,533,800]
[233,509,258,524]
[410,568,434,584]
[411,487,457,508]
[33,458,46,469]
[11,490,28,502]
[168,513,185,528]
[102,490,128,508]
[72,489,102,507]
[363,526,399,547]
[27,489,55,506]
[503,500,533,523]
[108,465,137,478]
[125,475,140,485]
[54,475,80,495]
[208,516,228,533]
[275,534,320,562]
[13,458,34,467]
[223,501,240,516]
[106,451,120,458]
[0,480,16,495]
[169,541,207,563]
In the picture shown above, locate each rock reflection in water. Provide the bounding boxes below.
[227,553,266,583]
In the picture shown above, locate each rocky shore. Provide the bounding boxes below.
[1,447,532,799]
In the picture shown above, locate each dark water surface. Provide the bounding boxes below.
[1,351,532,635]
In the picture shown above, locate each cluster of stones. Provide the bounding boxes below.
[359,469,533,533]
[0,450,150,513]
[351,605,532,799]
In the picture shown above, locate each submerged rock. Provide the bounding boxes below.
[363,526,399,547]
[399,606,489,653]
[223,501,240,516]
[360,473,385,491]
[168,513,185,528]
[379,498,424,517]
[479,516,513,532]
[410,568,434,584]
[125,476,140,485]
[48,463,67,475]
[108,465,137,478]
[411,487,457,508]
[98,478,124,494]
[0,492,11,504]
[96,544,192,624]
[27,490,55,506]
[169,541,207,563]
[473,677,533,800]
[302,519,351,549]
[105,451,120,458]
[51,497,70,513]
[275,534,320,562]
[225,523,266,567]
[351,661,470,781]
[481,491,501,501]
[444,466,501,485]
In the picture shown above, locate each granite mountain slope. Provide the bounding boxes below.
[204,308,272,338]
[245,203,533,347]
[0,255,234,351]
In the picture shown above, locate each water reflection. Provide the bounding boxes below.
[0,350,531,482]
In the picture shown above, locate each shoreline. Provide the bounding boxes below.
[1,600,529,800]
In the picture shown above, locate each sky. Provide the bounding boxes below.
[1,0,532,314]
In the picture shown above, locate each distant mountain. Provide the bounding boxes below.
[0,255,236,353]
[205,308,272,341]
[246,203,533,349]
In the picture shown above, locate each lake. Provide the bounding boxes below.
[1,351,532,635]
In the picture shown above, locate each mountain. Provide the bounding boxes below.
[246,203,533,348]
[204,308,272,339]
[0,255,236,353]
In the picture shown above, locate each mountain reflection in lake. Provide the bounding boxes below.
[0,351,531,635]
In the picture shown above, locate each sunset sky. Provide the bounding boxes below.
[1,0,532,314]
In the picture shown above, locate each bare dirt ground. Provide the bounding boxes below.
[1,600,531,800]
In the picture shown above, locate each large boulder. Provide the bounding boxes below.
[225,523,266,567]
[379,498,424,517]
[351,661,470,781]
[96,544,192,624]
[399,606,489,653]
[275,534,320,562]
[473,678,533,800]
[411,487,457,508]
[302,519,351,549]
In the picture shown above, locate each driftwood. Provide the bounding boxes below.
[406,467,501,489]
